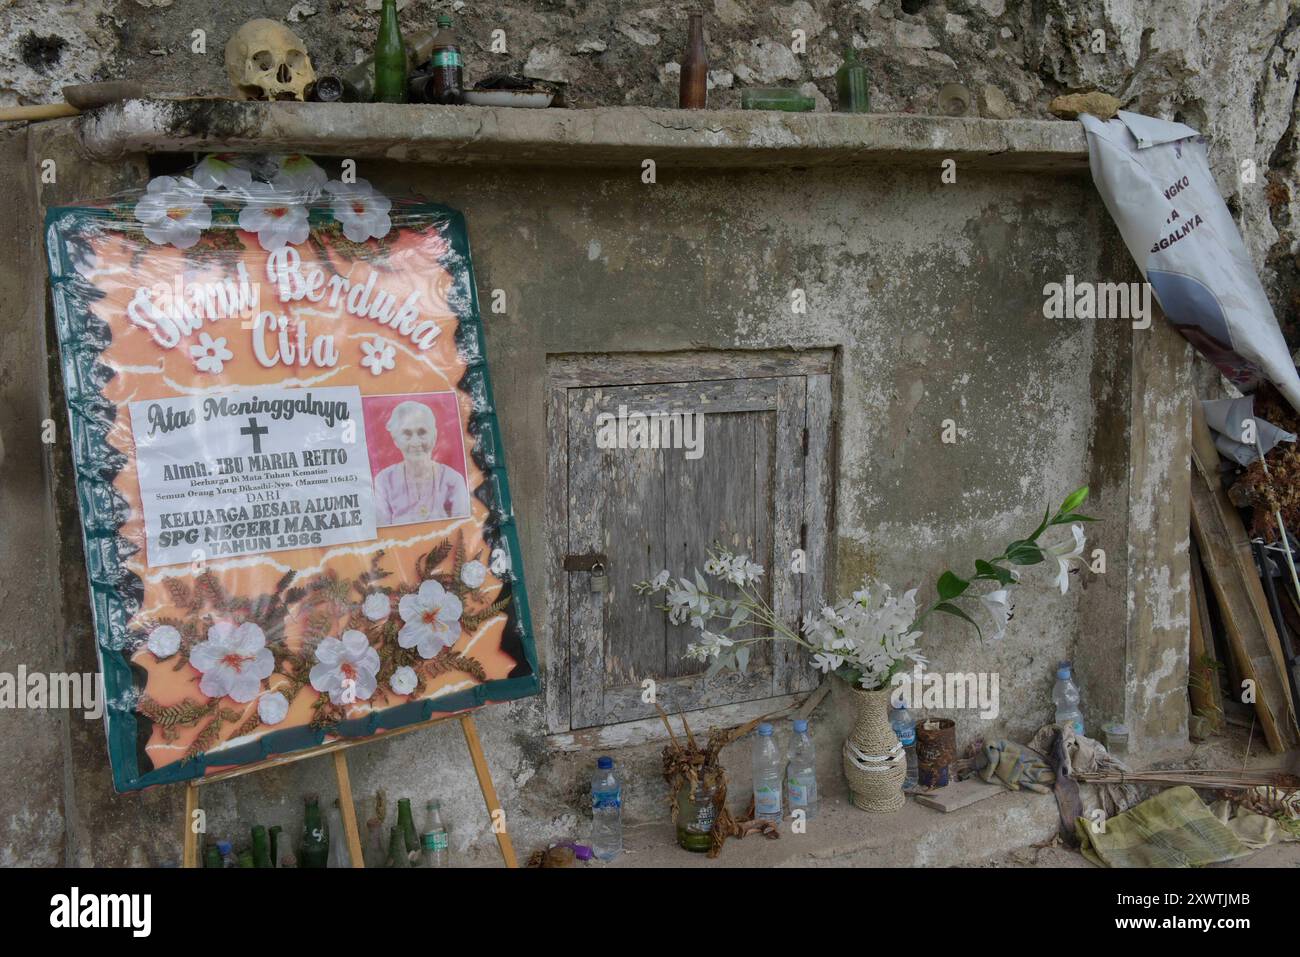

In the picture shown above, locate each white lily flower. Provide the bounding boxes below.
[1046,524,1087,595]
[979,589,1015,641]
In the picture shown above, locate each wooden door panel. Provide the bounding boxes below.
[563,372,826,729]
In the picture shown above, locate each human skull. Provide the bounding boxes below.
[225,19,315,101]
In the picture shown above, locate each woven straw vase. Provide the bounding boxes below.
[842,686,906,812]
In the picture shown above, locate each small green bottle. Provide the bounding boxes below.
[386,825,410,868]
[300,793,330,869]
[251,825,273,868]
[202,843,223,869]
[374,0,409,103]
[268,825,282,868]
[237,848,255,868]
[396,797,418,863]
[835,48,870,113]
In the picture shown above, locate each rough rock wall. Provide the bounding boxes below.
[3,1,1299,326]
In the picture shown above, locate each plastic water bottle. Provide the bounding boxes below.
[889,702,919,790]
[785,719,818,820]
[420,799,449,868]
[590,756,623,861]
[1053,661,1085,734]
[752,723,783,822]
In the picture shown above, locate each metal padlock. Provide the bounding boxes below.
[590,561,608,594]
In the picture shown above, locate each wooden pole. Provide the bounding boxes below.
[459,714,518,868]
[183,782,200,868]
[333,749,366,868]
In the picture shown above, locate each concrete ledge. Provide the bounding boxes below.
[606,783,1061,868]
[77,98,1089,172]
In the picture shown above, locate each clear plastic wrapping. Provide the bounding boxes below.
[44,153,537,791]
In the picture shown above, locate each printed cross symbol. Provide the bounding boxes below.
[240,417,269,454]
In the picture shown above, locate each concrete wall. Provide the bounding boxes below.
[6,129,1146,863]
[1,0,1296,865]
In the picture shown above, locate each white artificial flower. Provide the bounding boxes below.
[390,665,418,695]
[238,182,310,251]
[686,630,734,662]
[460,560,488,588]
[362,592,391,622]
[191,154,255,192]
[1046,524,1087,595]
[325,177,393,242]
[134,176,211,249]
[359,336,396,377]
[257,691,289,726]
[146,624,181,658]
[190,332,233,374]
[979,589,1015,641]
[189,621,275,703]
[270,154,329,199]
[650,569,671,590]
[309,630,380,705]
[397,580,464,658]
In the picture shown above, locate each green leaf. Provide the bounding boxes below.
[1006,541,1044,565]
[1052,511,1098,524]
[936,571,970,601]
[1058,486,1089,516]
[934,601,983,640]
[975,560,1016,586]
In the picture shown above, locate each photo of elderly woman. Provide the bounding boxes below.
[364,394,471,526]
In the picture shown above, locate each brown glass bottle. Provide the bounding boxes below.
[424,14,464,104]
[679,12,707,109]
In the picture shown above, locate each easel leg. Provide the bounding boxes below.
[183,782,199,869]
[459,714,518,868]
[333,750,366,868]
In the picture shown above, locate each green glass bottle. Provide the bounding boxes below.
[251,825,273,868]
[237,848,255,868]
[386,825,410,867]
[300,793,329,869]
[202,843,223,869]
[373,0,408,103]
[268,825,282,869]
[396,797,418,863]
[835,48,870,113]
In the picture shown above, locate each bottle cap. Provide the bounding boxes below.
[216,841,231,854]
[572,843,593,861]
[426,799,440,810]
[597,756,613,769]
[437,14,453,27]
[792,719,808,733]
[758,722,773,736]
[1056,661,1072,679]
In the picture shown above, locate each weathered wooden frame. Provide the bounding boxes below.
[543,349,837,741]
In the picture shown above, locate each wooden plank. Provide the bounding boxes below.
[459,714,518,868]
[547,349,835,388]
[332,750,365,868]
[1190,405,1298,749]
[911,778,1004,813]
[601,398,667,697]
[567,388,608,728]
[590,377,779,415]
[1190,474,1290,751]
[543,382,572,733]
[663,410,761,679]
[800,371,834,691]
[183,783,199,868]
[1187,537,1224,736]
[772,377,809,694]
